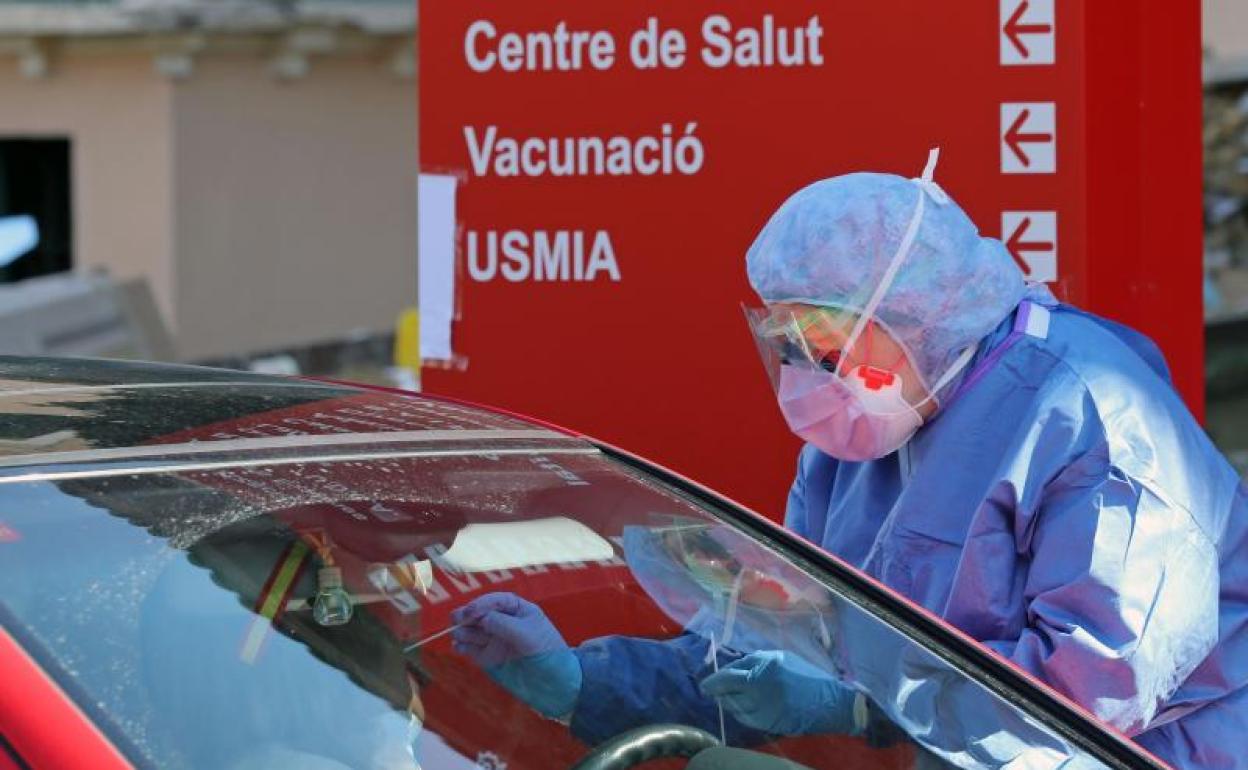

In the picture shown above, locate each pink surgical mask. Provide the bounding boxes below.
[777,365,925,461]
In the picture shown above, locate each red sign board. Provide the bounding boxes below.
[420,1,1202,517]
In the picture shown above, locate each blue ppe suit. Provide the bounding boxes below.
[787,300,1248,770]
[566,301,1248,770]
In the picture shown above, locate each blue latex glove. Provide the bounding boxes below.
[699,650,863,736]
[450,592,582,719]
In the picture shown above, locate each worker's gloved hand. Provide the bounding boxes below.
[451,592,582,719]
[699,650,864,736]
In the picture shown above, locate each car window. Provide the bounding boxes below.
[0,445,1119,770]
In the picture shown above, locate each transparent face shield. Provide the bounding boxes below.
[743,303,931,415]
[743,149,977,419]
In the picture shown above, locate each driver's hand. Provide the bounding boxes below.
[700,650,864,736]
[450,592,582,719]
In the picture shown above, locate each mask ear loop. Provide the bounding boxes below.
[835,148,940,377]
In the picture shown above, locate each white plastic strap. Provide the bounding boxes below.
[914,147,950,205]
[837,183,927,375]
[837,149,950,377]
[921,148,940,181]
[928,342,979,395]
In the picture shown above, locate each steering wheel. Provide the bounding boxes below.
[570,724,721,770]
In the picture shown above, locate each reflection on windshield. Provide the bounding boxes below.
[614,523,1109,769]
[0,449,1109,770]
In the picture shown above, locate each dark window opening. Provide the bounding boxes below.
[0,138,72,283]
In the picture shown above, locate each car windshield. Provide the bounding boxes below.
[0,429,1116,769]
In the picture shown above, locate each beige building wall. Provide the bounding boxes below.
[0,53,175,322]
[1205,0,1248,62]
[170,53,417,360]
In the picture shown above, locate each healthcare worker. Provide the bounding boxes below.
[452,151,1248,770]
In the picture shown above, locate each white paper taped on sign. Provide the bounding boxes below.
[441,516,615,572]
[418,173,457,361]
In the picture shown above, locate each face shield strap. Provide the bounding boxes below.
[914,147,950,205]
[837,148,943,378]
[926,342,978,403]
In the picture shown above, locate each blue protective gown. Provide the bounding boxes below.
[569,301,1248,770]
[785,301,1248,770]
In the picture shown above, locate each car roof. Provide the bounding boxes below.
[0,356,585,474]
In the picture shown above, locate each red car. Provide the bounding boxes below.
[0,357,1167,770]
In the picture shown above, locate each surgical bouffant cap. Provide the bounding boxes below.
[746,169,1026,394]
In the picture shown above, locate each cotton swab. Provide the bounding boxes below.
[404,622,465,652]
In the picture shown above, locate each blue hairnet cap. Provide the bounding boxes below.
[746,170,1026,396]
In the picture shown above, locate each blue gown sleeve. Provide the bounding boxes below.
[985,445,1221,735]
[569,634,772,747]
